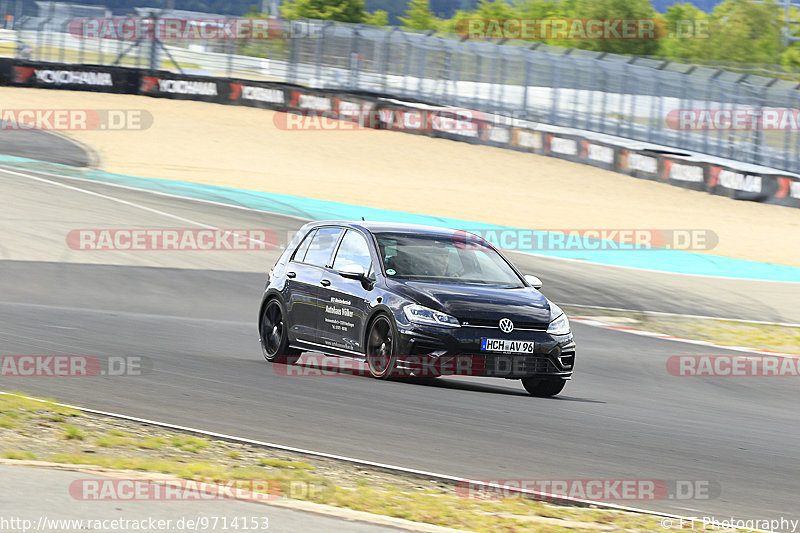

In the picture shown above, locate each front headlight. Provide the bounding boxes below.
[547,313,570,335]
[403,304,461,328]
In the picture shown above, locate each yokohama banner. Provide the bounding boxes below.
[617,149,660,180]
[138,72,223,102]
[4,61,138,93]
[509,127,544,154]
[660,156,708,192]
[768,176,800,207]
[579,140,616,170]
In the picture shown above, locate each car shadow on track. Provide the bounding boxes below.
[397,376,604,403]
[264,358,602,403]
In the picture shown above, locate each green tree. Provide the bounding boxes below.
[440,8,474,34]
[474,0,515,20]
[280,0,367,23]
[704,0,783,64]
[401,0,439,30]
[511,0,568,44]
[657,3,711,60]
[366,10,390,25]
[514,0,565,21]
[780,46,800,68]
[566,0,660,56]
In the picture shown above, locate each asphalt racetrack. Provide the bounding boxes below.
[2,163,799,529]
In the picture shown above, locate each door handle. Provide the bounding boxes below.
[320,279,331,287]
[287,271,296,278]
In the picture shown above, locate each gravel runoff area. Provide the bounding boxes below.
[0,87,798,267]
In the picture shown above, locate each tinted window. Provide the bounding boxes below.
[332,230,372,272]
[291,229,315,262]
[376,233,522,286]
[303,227,343,267]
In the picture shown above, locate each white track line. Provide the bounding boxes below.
[570,316,798,358]
[0,166,311,222]
[2,391,771,530]
[561,303,800,329]
[0,167,271,247]
[3,165,799,283]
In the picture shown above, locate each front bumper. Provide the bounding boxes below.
[394,323,575,379]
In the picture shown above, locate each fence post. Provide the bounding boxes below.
[794,88,800,172]
[780,85,794,172]
[287,20,300,83]
[627,58,639,139]
[648,63,668,143]
[348,24,362,89]
[521,44,537,120]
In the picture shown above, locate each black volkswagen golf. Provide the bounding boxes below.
[259,221,575,396]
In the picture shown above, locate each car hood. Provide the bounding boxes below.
[388,279,552,327]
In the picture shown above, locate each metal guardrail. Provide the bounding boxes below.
[1,1,799,173]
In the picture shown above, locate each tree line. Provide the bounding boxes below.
[276,0,799,69]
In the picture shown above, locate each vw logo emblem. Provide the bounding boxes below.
[499,318,514,333]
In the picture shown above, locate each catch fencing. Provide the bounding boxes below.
[1,1,799,175]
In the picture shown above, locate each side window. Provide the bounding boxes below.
[332,230,372,273]
[303,227,344,267]
[291,229,315,262]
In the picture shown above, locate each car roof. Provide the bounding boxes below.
[307,220,472,237]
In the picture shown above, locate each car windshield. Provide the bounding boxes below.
[375,232,523,286]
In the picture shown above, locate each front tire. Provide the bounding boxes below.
[366,314,399,379]
[521,377,566,397]
[260,298,300,364]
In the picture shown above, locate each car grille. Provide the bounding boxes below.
[482,354,560,376]
[462,318,548,331]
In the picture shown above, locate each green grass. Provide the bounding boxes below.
[62,424,86,441]
[0,392,676,532]
[258,457,314,470]
[171,436,210,453]
[95,435,137,448]
[2,449,37,460]
[0,392,81,418]
[0,415,20,429]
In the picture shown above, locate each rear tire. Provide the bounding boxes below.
[521,377,566,397]
[260,298,300,364]
[366,314,399,379]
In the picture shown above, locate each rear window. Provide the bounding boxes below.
[303,227,344,267]
[291,229,315,262]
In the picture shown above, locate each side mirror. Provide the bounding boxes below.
[338,263,367,280]
[524,274,542,289]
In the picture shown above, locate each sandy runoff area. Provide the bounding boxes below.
[1,87,798,267]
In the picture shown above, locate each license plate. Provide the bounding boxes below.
[481,338,535,354]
